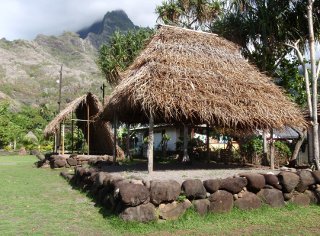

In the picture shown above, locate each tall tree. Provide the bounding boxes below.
[97,28,154,86]
[156,0,221,30]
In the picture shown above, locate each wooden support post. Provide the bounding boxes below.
[113,114,117,164]
[126,124,130,159]
[263,131,268,154]
[147,114,154,173]
[182,124,190,162]
[54,133,57,153]
[87,105,90,155]
[61,123,65,155]
[270,129,275,170]
[206,124,210,162]
[71,112,74,153]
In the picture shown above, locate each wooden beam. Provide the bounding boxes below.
[148,114,154,173]
[61,123,65,155]
[206,124,210,162]
[182,124,190,162]
[71,112,74,153]
[87,105,90,155]
[270,129,275,170]
[113,114,118,164]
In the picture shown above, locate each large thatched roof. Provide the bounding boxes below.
[102,25,306,131]
[44,93,124,157]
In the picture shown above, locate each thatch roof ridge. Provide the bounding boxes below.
[102,25,306,131]
[44,93,101,137]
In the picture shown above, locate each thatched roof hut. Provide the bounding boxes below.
[102,25,306,131]
[44,93,124,157]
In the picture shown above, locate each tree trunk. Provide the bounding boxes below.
[147,114,154,173]
[308,0,320,170]
[182,124,190,162]
[291,129,307,162]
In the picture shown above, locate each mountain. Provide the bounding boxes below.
[78,10,138,49]
[0,10,138,109]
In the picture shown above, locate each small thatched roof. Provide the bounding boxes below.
[44,93,124,157]
[102,25,306,131]
[44,93,101,137]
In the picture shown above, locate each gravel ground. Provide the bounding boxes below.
[100,162,280,184]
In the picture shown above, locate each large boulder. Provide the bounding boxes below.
[219,177,247,194]
[182,179,206,200]
[289,192,310,206]
[262,174,282,189]
[312,171,320,184]
[193,199,210,216]
[118,183,150,206]
[240,173,265,192]
[304,190,319,204]
[158,199,192,220]
[94,172,111,187]
[53,159,66,168]
[208,190,234,213]
[234,192,262,210]
[203,179,221,193]
[150,180,181,205]
[278,171,300,193]
[296,170,315,192]
[67,158,78,166]
[257,189,285,207]
[120,203,156,222]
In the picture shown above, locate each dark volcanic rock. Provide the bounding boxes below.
[296,170,315,192]
[240,173,265,192]
[118,183,150,206]
[278,171,300,193]
[209,190,234,213]
[262,174,282,189]
[203,179,221,193]
[289,192,310,206]
[234,192,262,210]
[150,180,181,205]
[193,199,210,216]
[312,171,320,184]
[182,179,207,200]
[67,158,77,166]
[219,177,247,194]
[120,203,156,222]
[158,200,192,220]
[257,189,285,207]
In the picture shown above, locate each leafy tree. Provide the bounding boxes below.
[156,0,221,29]
[97,28,154,86]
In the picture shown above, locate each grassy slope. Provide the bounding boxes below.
[1,156,320,235]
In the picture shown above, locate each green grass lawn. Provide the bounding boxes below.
[1,155,320,235]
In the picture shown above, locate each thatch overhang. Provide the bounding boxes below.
[44,93,101,137]
[102,25,306,132]
[44,93,124,157]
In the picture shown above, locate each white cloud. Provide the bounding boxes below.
[0,0,163,40]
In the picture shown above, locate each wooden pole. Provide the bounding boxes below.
[61,123,65,155]
[54,133,57,153]
[71,112,74,153]
[87,105,90,155]
[113,114,117,164]
[270,129,275,170]
[206,124,210,162]
[147,114,154,173]
[182,124,189,162]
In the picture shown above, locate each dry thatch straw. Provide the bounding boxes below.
[44,93,124,158]
[102,25,306,132]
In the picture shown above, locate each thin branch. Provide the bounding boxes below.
[285,40,312,117]
[317,59,320,78]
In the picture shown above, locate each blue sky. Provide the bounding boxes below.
[0,0,163,40]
